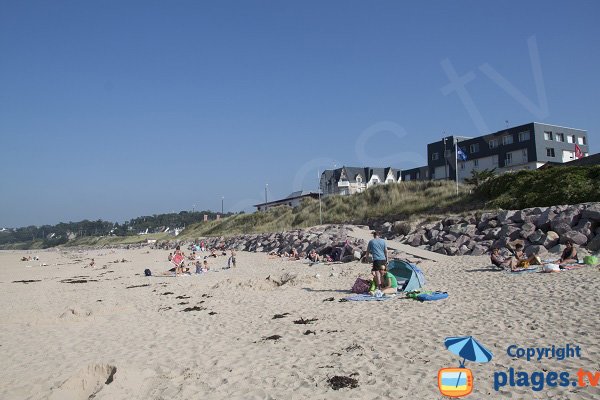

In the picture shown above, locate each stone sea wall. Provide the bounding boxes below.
[390,202,600,257]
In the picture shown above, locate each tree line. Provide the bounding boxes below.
[0,210,235,248]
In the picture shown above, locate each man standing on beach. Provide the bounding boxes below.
[367,231,388,289]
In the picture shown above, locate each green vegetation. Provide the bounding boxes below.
[475,165,600,209]
[180,180,475,237]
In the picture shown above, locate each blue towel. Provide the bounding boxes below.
[344,294,394,302]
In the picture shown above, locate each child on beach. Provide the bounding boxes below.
[512,243,541,269]
[228,250,236,268]
[490,248,514,270]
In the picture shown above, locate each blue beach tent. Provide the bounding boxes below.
[387,259,426,292]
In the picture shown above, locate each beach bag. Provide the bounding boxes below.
[144,269,152,276]
[351,278,370,294]
[583,256,598,265]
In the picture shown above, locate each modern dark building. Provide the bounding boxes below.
[424,122,589,182]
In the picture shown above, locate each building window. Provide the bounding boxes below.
[505,153,512,165]
[492,155,499,167]
[546,148,555,157]
[473,159,479,167]
[518,131,530,142]
[469,143,479,153]
[544,131,553,140]
[522,149,528,162]
[555,133,564,142]
[415,171,420,179]
[489,139,498,149]
[502,135,513,145]
[567,135,575,144]
[432,152,439,161]
[578,136,586,145]
[356,175,362,183]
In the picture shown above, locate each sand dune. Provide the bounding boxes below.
[0,245,598,399]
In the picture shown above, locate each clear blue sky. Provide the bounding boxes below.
[1,1,599,227]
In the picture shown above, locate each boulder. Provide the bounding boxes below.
[527,229,545,245]
[550,221,572,236]
[470,244,488,256]
[519,222,537,239]
[498,210,516,224]
[524,244,548,258]
[543,231,560,249]
[510,210,525,223]
[536,209,557,230]
[582,204,600,221]
[484,227,502,240]
[560,231,588,246]
[499,225,521,240]
[587,234,600,252]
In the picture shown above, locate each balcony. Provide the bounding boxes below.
[337,180,350,187]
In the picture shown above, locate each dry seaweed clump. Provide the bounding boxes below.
[327,375,359,390]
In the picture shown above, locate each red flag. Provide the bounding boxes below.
[575,144,583,159]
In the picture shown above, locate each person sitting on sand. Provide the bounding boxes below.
[490,247,514,270]
[369,264,397,295]
[89,258,95,268]
[203,260,210,271]
[307,249,320,263]
[512,243,541,269]
[168,253,173,262]
[289,248,299,260]
[195,260,203,274]
[559,240,578,265]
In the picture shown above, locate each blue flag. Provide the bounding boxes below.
[457,146,468,161]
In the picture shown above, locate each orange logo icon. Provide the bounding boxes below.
[438,367,473,397]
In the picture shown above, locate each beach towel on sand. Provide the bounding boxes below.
[344,294,394,302]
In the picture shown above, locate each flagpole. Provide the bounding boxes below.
[455,137,459,196]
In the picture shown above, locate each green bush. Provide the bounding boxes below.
[475,166,600,209]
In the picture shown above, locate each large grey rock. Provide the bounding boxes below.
[574,219,594,239]
[520,222,537,239]
[524,244,548,258]
[550,221,573,236]
[511,210,525,223]
[527,229,545,245]
[536,209,557,230]
[470,244,488,256]
[587,234,600,252]
[498,210,516,224]
[582,204,600,221]
[560,231,588,246]
[543,231,560,248]
[484,227,502,240]
[499,225,521,240]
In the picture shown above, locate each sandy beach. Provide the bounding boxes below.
[1,243,598,399]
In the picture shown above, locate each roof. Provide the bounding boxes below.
[321,166,401,183]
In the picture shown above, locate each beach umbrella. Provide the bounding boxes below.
[444,336,493,389]
[444,336,493,366]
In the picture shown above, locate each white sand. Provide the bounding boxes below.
[1,245,598,399]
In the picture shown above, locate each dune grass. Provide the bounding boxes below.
[178,180,476,238]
